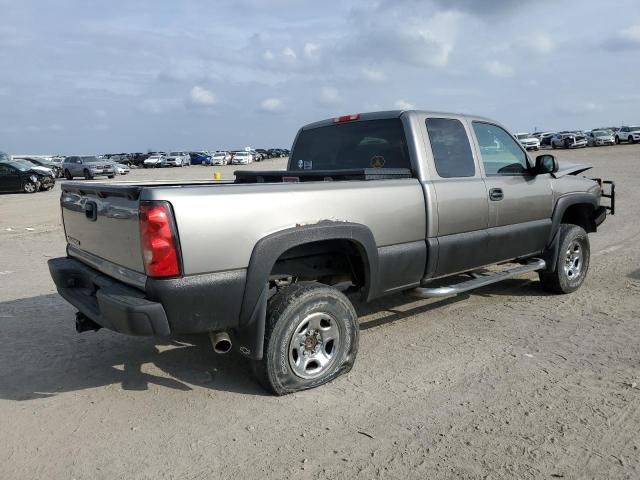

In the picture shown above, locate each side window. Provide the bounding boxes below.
[472,122,529,176]
[0,165,12,175]
[425,118,475,178]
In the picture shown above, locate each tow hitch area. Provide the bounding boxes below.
[75,312,102,333]
[593,178,616,215]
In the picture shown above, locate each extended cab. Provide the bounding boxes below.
[48,110,615,395]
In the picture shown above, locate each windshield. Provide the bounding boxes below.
[235,152,248,156]
[213,153,225,157]
[169,152,181,156]
[516,134,529,139]
[4,160,31,172]
[594,131,609,137]
[290,118,410,171]
[630,126,640,131]
[80,156,99,163]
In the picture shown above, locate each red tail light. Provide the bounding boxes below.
[139,202,181,278]
[333,113,360,123]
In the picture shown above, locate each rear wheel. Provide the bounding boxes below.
[252,283,359,395]
[539,224,590,294]
[629,136,635,144]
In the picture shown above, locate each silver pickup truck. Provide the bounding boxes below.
[49,110,615,395]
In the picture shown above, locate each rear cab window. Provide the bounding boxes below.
[425,118,475,178]
[290,119,412,172]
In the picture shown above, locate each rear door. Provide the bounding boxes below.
[421,116,491,277]
[470,121,553,263]
[0,164,21,192]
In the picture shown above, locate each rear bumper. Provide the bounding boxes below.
[49,257,170,335]
[48,256,246,337]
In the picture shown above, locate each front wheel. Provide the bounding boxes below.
[252,283,359,395]
[83,169,93,180]
[539,224,590,294]
[64,169,73,180]
[23,181,38,193]
[629,136,635,144]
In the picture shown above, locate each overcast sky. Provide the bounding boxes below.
[1,0,639,154]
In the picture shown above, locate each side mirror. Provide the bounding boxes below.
[535,154,558,174]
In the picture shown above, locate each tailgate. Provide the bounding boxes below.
[61,183,145,273]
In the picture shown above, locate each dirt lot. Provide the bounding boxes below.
[1,147,639,479]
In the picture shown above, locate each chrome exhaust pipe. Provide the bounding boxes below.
[209,331,232,354]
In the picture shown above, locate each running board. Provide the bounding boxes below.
[409,258,546,299]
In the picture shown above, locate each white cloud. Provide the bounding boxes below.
[554,102,600,115]
[263,49,274,61]
[404,12,461,67]
[282,47,297,60]
[484,60,514,77]
[520,33,555,54]
[319,87,341,106]
[259,97,285,113]
[189,86,217,106]
[303,43,319,59]
[394,99,415,110]
[361,66,385,82]
[620,25,640,43]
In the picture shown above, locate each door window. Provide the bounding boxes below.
[425,118,475,178]
[472,122,529,176]
[0,165,15,175]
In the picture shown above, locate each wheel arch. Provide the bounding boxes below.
[543,194,598,272]
[234,221,378,360]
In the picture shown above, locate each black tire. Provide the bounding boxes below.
[252,283,359,395]
[539,224,590,294]
[629,136,635,144]
[64,169,73,180]
[564,139,571,149]
[23,181,38,193]
[83,169,93,180]
[615,136,620,145]
[107,175,115,179]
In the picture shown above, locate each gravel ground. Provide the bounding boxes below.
[1,147,639,479]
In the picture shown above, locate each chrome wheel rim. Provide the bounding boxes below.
[24,182,36,193]
[564,240,583,280]
[288,312,340,380]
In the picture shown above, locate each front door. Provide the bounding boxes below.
[470,121,553,263]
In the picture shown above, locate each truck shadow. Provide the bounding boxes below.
[0,279,548,401]
[0,294,266,401]
[355,278,551,330]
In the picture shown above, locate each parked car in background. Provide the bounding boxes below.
[515,133,540,151]
[19,157,63,178]
[536,132,555,147]
[586,130,616,147]
[551,132,587,149]
[189,152,211,165]
[110,161,130,175]
[255,149,269,160]
[165,152,191,167]
[231,151,253,165]
[63,156,115,180]
[143,154,167,168]
[0,157,56,193]
[211,151,231,165]
[615,126,640,144]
